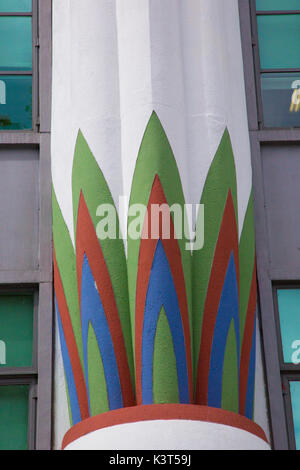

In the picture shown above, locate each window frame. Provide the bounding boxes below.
[282,375,300,450]
[251,0,300,129]
[238,0,300,450]
[0,287,38,450]
[0,0,39,132]
[273,284,300,450]
[273,284,300,372]
[0,0,53,450]
[0,377,37,450]
[0,287,38,376]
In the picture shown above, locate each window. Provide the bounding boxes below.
[254,0,300,128]
[0,0,53,450]
[0,290,37,450]
[239,0,300,450]
[274,286,300,449]
[0,0,36,130]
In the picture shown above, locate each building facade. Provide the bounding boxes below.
[0,0,300,450]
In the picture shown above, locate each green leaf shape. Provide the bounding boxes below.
[153,306,180,404]
[52,188,84,372]
[87,322,109,415]
[72,130,134,385]
[128,111,192,365]
[193,129,238,377]
[239,193,256,351]
[221,319,239,413]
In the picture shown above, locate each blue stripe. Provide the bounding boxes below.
[81,255,123,411]
[207,253,240,408]
[142,240,190,404]
[245,314,256,420]
[56,298,82,425]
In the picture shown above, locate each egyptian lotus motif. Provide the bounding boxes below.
[53,112,257,427]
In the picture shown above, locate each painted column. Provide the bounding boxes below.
[52,0,270,450]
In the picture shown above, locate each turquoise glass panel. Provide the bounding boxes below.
[261,73,300,127]
[0,75,32,129]
[290,381,300,450]
[0,17,32,71]
[0,385,29,450]
[0,295,33,368]
[257,15,300,69]
[256,0,300,10]
[0,0,31,12]
[277,289,300,363]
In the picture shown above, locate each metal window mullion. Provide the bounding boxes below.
[256,10,300,15]
[0,13,32,17]
[36,281,53,450]
[281,365,300,373]
[38,0,51,132]
[32,0,39,132]
[35,0,53,450]
[0,368,37,377]
[272,286,286,368]
[255,128,300,141]
[238,0,260,130]
[28,383,37,450]
[261,68,300,73]
[32,289,38,372]
[0,71,32,75]
[250,0,265,128]
[0,377,36,386]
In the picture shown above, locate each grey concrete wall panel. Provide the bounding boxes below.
[0,146,39,271]
[262,144,300,272]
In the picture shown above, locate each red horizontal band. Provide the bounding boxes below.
[62,404,269,449]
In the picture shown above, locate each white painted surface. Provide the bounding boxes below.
[181,0,253,235]
[52,0,122,244]
[116,0,191,232]
[64,420,270,451]
[52,0,253,240]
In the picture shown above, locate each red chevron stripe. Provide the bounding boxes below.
[75,192,135,408]
[135,175,193,404]
[53,248,90,420]
[195,190,239,405]
[239,261,257,416]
